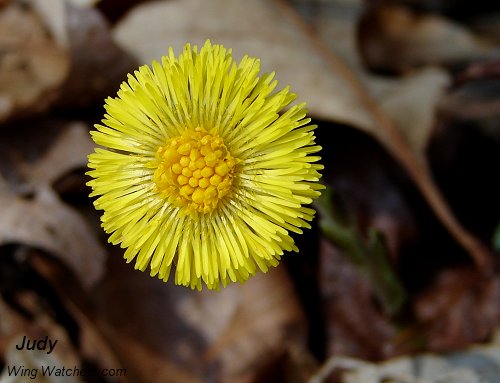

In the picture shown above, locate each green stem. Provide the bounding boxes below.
[315,187,407,316]
[493,222,500,251]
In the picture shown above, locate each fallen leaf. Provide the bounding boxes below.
[105,335,202,383]
[92,250,306,383]
[302,0,452,156]
[375,68,449,157]
[0,290,82,383]
[27,254,129,382]
[0,0,69,123]
[91,252,212,383]
[414,267,500,352]
[96,0,154,24]
[428,67,500,243]
[319,237,398,360]
[358,3,494,73]
[469,13,500,44]
[180,267,306,383]
[0,250,129,383]
[283,0,492,272]
[0,122,106,288]
[439,61,500,131]
[315,127,418,317]
[27,0,137,108]
[112,0,375,129]
[310,328,500,383]
[64,0,100,7]
[0,296,34,359]
[0,344,82,383]
[0,187,105,288]
[24,123,97,188]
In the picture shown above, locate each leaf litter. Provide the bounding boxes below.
[1,0,500,382]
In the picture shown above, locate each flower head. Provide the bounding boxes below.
[87,41,323,290]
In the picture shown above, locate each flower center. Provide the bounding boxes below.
[153,128,236,214]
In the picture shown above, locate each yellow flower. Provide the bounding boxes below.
[87,41,323,290]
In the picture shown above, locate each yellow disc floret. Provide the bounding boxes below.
[153,128,236,214]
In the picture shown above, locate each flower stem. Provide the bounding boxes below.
[315,187,407,316]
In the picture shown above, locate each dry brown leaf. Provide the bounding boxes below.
[303,0,451,157]
[112,0,447,145]
[319,237,398,360]
[428,66,500,240]
[0,123,106,288]
[24,123,96,188]
[375,69,449,157]
[106,336,202,383]
[439,62,500,125]
[0,187,105,288]
[27,0,137,108]
[179,267,306,383]
[1,345,83,382]
[59,2,137,107]
[0,297,34,358]
[0,293,83,383]
[111,0,491,269]
[414,267,500,352]
[112,0,376,129]
[359,3,494,73]
[92,252,306,383]
[320,123,419,260]
[26,0,68,47]
[311,349,500,383]
[91,253,210,383]
[27,254,129,382]
[0,253,128,382]
[278,0,492,269]
[0,1,69,123]
[317,1,495,272]
[64,0,100,7]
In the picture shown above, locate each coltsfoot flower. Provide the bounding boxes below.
[87,40,323,290]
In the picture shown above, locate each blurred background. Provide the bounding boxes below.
[1,0,500,382]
